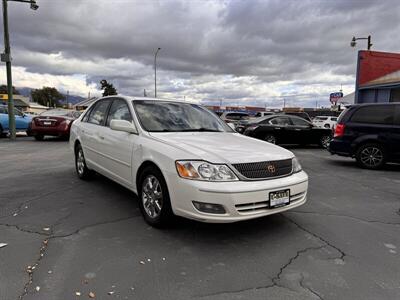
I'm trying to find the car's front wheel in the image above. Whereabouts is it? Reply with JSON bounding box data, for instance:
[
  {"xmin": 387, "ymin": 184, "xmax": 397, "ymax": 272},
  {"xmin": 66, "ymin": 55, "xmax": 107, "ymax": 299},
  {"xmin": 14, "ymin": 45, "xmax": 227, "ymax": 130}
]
[
  {"xmin": 356, "ymin": 143, "xmax": 386, "ymax": 169},
  {"xmin": 75, "ymin": 144, "xmax": 93, "ymax": 179},
  {"xmin": 138, "ymin": 166, "xmax": 174, "ymax": 227}
]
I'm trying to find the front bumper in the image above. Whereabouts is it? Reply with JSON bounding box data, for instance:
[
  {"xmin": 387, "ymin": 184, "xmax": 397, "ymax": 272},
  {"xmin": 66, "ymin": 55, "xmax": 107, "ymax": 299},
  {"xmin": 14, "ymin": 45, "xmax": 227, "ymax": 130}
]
[{"xmin": 165, "ymin": 170, "xmax": 308, "ymax": 223}]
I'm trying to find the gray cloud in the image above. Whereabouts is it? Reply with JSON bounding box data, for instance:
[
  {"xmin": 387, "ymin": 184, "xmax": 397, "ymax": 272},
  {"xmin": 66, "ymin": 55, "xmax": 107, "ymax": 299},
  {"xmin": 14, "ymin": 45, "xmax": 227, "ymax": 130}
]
[{"xmin": 2, "ymin": 0, "xmax": 400, "ymax": 107}]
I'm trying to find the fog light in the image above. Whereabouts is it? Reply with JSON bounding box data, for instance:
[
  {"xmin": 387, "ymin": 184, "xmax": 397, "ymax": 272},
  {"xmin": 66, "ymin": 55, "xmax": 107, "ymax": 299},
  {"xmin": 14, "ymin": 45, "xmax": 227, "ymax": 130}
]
[{"xmin": 192, "ymin": 201, "xmax": 226, "ymax": 214}]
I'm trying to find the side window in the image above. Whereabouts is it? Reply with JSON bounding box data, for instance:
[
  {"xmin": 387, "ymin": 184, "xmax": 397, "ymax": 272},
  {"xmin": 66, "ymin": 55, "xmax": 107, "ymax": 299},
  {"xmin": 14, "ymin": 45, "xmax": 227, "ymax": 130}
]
[
  {"xmin": 269, "ymin": 117, "xmax": 290, "ymax": 126},
  {"xmin": 351, "ymin": 105, "xmax": 394, "ymax": 125},
  {"xmin": 106, "ymin": 99, "xmax": 132, "ymax": 127},
  {"xmin": 14, "ymin": 108, "xmax": 23, "ymax": 116},
  {"xmin": 82, "ymin": 106, "xmax": 94, "ymax": 122},
  {"xmin": 291, "ymin": 117, "xmax": 310, "ymax": 126},
  {"xmin": 87, "ymin": 100, "xmax": 111, "ymax": 126}
]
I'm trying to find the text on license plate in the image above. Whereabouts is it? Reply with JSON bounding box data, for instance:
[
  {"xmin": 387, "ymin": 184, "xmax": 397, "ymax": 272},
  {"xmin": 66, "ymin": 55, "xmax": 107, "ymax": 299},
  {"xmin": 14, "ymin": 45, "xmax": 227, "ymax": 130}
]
[
  {"xmin": 43, "ymin": 121, "xmax": 52, "ymax": 125},
  {"xmin": 269, "ymin": 189, "xmax": 290, "ymax": 208}
]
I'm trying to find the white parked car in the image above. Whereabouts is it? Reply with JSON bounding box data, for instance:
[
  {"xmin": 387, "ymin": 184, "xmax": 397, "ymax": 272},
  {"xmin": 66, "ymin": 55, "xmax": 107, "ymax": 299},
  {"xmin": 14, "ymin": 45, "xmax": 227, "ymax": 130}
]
[
  {"xmin": 70, "ymin": 97, "xmax": 308, "ymax": 227},
  {"xmin": 312, "ymin": 116, "xmax": 338, "ymax": 129}
]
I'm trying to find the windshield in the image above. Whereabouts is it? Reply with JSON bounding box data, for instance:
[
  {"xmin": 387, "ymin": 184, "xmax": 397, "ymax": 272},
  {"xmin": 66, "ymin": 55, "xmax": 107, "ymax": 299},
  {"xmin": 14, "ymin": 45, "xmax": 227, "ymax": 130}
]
[{"xmin": 133, "ymin": 100, "xmax": 233, "ymax": 132}]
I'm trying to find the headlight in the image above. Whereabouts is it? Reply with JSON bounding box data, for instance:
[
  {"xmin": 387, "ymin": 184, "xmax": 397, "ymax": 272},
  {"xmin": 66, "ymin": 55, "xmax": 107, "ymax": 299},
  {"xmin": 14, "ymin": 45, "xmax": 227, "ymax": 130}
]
[
  {"xmin": 176, "ymin": 161, "xmax": 238, "ymax": 181},
  {"xmin": 292, "ymin": 157, "xmax": 302, "ymax": 173}
]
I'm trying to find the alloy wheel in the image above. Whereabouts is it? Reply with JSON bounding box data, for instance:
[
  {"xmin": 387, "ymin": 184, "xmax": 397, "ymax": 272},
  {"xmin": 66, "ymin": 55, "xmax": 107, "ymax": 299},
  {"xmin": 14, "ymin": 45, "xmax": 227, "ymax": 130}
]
[
  {"xmin": 142, "ymin": 175, "xmax": 163, "ymax": 219},
  {"xmin": 320, "ymin": 135, "xmax": 331, "ymax": 148},
  {"xmin": 76, "ymin": 149, "xmax": 85, "ymax": 176},
  {"xmin": 264, "ymin": 135, "xmax": 276, "ymax": 144},
  {"xmin": 360, "ymin": 146, "xmax": 383, "ymax": 168}
]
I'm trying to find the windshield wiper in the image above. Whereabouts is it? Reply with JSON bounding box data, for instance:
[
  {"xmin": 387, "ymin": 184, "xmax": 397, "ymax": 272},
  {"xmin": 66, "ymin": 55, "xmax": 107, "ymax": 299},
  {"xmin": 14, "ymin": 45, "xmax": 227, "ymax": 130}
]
[{"xmin": 180, "ymin": 128, "xmax": 222, "ymax": 132}]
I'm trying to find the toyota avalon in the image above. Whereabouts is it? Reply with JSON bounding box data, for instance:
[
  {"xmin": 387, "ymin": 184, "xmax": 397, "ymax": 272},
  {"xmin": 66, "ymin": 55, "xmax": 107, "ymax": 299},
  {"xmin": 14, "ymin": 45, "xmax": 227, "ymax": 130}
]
[{"xmin": 70, "ymin": 97, "xmax": 308, "ymax": 227}]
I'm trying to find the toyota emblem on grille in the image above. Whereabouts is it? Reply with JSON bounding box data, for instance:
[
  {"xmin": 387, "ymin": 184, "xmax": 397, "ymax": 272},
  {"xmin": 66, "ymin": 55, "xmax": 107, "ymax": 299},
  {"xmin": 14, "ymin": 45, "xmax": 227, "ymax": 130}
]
[{"xmin": 267, "ymin": 164, "xmax": 276, "ymax": 173}]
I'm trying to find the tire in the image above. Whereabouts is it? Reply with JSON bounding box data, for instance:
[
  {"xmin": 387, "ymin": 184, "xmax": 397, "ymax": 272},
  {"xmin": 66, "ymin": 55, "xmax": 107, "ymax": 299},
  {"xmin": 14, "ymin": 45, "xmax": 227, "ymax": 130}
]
[
  {"xmin": 0, "ymin": 125, "xmax": 6, "ymax": 138},
  {"xmin": 34, "ymin": 134, "xmax": 44, "ymax": 141},
  {"xmin": 324, "ymin": 124, "xmax": 330, "ymax": 129},
  {"xmin": 75, "ymin": 143, "xmax": 94, "ymax": 180},
  {"xmin": 138, "ymin": 166, "xmax": 174, "ymax": 227},
  {"xmin": 263, "ymin": 134, "xmax": 277, "ymax": 144},
  {"xmin": 356, "ymin": 143, "xmax": 386, "ymax": 170},
  {"xmin": 320, "ymin": 135, "xmax": 331, "ymax": 149}
]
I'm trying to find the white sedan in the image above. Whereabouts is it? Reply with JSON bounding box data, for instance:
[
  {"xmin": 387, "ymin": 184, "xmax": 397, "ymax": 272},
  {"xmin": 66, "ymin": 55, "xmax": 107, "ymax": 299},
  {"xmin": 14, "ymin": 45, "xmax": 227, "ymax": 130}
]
[
  {"xmin": 70, "ymin": 97, "xmax": 308, "ymax": 227},
  {"xmin": 312, "ymin": 116, "xmax": 338, "ymax": 129}
]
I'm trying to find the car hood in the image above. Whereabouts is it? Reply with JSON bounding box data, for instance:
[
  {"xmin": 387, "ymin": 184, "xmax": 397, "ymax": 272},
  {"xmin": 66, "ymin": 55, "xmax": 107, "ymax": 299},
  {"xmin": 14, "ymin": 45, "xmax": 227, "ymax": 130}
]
[{"xmin": 149, "ymin": 132, "xmax": 294, "ymax": 163}]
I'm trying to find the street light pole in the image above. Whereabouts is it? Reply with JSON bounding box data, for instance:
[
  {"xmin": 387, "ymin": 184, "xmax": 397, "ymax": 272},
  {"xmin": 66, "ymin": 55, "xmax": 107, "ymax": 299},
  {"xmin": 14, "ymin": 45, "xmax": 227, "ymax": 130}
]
[
  {"xmin": 154, "ymin": 47, "xmax": 161, "ymax": 98},
  {"xmin": 350, "ymin": 35, "xmax": 373, "ymax": 50},
  {"xmin": 1, "ymin": 0, "xmax": 38, "ymax": 140}
]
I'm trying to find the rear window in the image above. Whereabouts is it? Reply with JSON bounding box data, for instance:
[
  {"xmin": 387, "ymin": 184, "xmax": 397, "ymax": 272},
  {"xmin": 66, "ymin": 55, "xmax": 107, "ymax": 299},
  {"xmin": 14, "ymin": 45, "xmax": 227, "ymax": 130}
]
[
  {"xmin": 331, "ymin": 117, "xmax": 338, "ymax": 121},
  {"xmin": 226, "ymin": 113, "xmax": 249, "ymax": 120},
  {"xmin": 40, "ymin": 109, "xmax": 70, "ymax": 117},
  {"xmin": 315, "ymin": 117, "xmax": 328, "ymax": 121},
  {"xmin": 351, "ymin": 105, "xmax": 394, "ymax": 125}
]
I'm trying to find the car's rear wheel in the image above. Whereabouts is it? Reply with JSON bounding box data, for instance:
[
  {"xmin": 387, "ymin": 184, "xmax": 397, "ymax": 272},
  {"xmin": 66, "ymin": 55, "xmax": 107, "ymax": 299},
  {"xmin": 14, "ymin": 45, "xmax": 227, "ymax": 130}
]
[
  {"xmin": 356, "ymin": 143, "xmax": 386, "ymax": 169},
  {"xmin": 138, "ymin": 166, "xmax": 174, "ymax": 227},
  {"xmin": 324, "ymin": 124, "xmax": 330, "ymax": 129},
  {"xmin": 34, "ymin": 134, "xmax": 44, "ymax": 141},
  {"xmin": 263, "ymin": 134, "xmax": 277, "ymax": 144},
  {"xmin": 75, "ymin": 143, "xmax": 93, "ymax": 179},
  {"xmin": 320, "ymin": 135, "xmax": 331, "ymax": 149},
  {"xmin": 0, "ymin": 125, "xmax": 6, "ymax": 138}
]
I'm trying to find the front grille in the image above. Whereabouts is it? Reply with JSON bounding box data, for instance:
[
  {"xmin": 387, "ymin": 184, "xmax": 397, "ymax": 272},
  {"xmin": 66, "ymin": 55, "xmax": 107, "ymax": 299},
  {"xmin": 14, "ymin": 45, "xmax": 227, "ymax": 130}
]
[{"xmin": 232, "ymin": 159, "xmax": 292, "ymax": 179}]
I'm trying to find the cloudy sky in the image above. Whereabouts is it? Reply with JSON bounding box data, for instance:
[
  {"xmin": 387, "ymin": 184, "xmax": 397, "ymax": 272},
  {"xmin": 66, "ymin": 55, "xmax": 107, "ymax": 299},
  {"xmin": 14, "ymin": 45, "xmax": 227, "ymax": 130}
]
[{"xmin": 1, "ymin": 0, "xmax": 399, "ymax": 108}]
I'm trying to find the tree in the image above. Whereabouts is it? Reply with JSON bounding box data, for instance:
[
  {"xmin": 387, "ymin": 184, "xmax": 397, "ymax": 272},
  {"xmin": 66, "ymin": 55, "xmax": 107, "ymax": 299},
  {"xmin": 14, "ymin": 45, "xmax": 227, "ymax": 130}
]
[
  {"xmin": 0, "ymin": 85, "xmax": 20, "ymax": 95},
  {"xmin": 100, "ymin": 79, "xmax": 117, "ymax": 96},
  {"xmin": 31, "ymin": 87, "xmax": 65, "ymax": 107}
]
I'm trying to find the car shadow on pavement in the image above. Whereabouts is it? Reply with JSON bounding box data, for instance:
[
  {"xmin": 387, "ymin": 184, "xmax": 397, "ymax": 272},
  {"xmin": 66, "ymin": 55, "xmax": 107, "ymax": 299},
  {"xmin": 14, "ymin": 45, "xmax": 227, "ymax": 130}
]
[{"xmin": 326, "ymin": 157, "xmax": 400, "ymax": 172}]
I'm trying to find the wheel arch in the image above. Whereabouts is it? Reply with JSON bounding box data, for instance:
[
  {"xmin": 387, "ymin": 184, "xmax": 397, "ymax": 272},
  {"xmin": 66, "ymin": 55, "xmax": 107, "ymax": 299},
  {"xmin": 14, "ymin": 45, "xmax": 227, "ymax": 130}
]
[
  {"xmin": 136, "ymin": 160, "xmax": 165, "ymax": 191},
  {"xmin": 351, "ymin": 136, "xmax": 385, "ymax": 156}
]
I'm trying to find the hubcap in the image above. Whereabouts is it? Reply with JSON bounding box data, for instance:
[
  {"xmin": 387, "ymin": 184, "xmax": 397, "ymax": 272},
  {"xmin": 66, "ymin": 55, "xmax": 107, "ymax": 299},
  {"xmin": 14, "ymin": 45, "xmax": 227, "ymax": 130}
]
[
  {"xmin": 77, "ymin": 149, "xmax": 85, "ymax": 175},
  {"xmin": 321, "ymin": 136, "xmax": 331, "ymax": 148},
  {"xmin": 142, "ymin": 175, "xmax": 163, "ymax": 219},
  {"xmin": 360, "ymin": 147, "xmax": 383, "ymax": 167},
  {"xmin": 265, "ymin": 135, "xmax": 276, "ymax": 144}
]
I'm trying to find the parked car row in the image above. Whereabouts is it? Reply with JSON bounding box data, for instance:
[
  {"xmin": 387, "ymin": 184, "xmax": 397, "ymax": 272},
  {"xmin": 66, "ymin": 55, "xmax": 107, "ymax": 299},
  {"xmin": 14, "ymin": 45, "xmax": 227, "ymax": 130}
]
[
  {"xmin": 0, "ymin": 105, "xmax": 81, "ymax": 139},
  {"xmin": 235, "ymin": 114, "xmax": 332, "ymax": 148}
]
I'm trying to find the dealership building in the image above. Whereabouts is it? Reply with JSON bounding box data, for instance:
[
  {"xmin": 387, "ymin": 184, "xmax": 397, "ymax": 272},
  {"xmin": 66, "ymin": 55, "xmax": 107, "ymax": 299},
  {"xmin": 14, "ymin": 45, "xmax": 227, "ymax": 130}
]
[{"xmin": 355, "ymin": 50, "xmax": 400, "ymax": 104}]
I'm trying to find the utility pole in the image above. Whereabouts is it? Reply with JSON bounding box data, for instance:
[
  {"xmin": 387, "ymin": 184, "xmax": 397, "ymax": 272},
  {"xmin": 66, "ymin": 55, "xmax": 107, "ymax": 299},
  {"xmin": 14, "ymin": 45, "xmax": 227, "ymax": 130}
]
[
  {"xmin": 2, "ymin": 0, "xmax": 15, "ymax": 139},
  {"xmin": 1, "ymin": 0, "xmax": 38, "ymax": 140},
  {"xmin": 66, "ymin": 90, "xmax": 69, "ymax": 107},
  {"xmin": 154, "ymin": 47, "xmax": 161, "ymax": 98}
]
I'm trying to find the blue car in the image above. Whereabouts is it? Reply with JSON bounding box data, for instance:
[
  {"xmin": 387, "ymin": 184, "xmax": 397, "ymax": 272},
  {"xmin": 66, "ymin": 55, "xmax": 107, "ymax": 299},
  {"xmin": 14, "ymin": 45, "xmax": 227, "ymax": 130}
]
[{"xmin": 0, "ymin": 104, "xmax": 32, "ymax": 137}]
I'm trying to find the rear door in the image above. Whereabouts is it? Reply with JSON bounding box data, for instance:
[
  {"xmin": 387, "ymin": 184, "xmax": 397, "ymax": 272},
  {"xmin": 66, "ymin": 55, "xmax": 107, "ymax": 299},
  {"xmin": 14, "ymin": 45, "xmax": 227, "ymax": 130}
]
[
  {"xmin": 349, "ymin": 104, "xmax": 395, "ymax": 156},
  {"xmin": 267, "ymin": 116, "xmax": 292, "ymax": 143},
  {"xmin": 80, "ymin": 99, "xmax": 112, "ymax": 169},
  {"xmin": 287, "ymin": 116, "xmax": 314, "ymax": 144}
]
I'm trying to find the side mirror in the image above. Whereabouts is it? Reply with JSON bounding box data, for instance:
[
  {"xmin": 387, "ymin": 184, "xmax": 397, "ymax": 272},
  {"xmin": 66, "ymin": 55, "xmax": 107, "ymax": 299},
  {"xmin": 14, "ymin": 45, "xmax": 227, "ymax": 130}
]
[{"xmin": 110, "ymin": 119, "xmax": 138, "ymax": 134}]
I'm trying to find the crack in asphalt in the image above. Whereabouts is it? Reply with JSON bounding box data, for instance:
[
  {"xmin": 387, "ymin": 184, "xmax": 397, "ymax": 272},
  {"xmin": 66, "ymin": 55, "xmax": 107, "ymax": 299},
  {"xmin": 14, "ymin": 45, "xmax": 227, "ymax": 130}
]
[
  {"xmin": 0, "ymin": 223, "xmax": 49, "ymax": 237},
  {"xmin": 0, "ymin": 184, "xmax": 85, "ymax": 220},
  {"xmin": 195, "ymin": 246, "xmax": 325, "ymax": 298},
  {"xmin": 282, "ymin": 214, "xmax": 346, "ymax": 261},
  {"xmin": 289, "ymin": 210, "xmax": 400, "ymax": 226},
  {"xmin": 16, "ymin": 215, "xmax": 137, "ymax": 300},
  {"xmin": 299, "ymin": 273, "xmax": 323, "ymax": 300},
  {"xmin": 19, "ymin": 239, "xmax": 49, "ymax": 300},
  {"xmin": 195, "ymin": 214, "xmax": 346, "ymax": 299}
]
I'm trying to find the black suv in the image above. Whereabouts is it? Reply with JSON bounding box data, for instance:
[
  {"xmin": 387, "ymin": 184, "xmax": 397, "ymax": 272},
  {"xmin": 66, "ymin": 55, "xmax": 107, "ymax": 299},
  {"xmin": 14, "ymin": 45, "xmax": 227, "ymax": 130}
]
[{"xmin": 329, "ymin": 103, "xmax": 400, "ymax": 169}]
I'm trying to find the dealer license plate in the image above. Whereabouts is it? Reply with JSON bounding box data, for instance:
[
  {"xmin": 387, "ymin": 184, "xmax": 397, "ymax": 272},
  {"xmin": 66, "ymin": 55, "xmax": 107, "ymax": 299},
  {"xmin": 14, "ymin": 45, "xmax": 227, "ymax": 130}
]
[
  {"xmin": 269, "ymin": 189, "xmax": 290, "ymax": 208},
  {"xmin": 43, "ymin": 121, "xmax": 52, "ymax": 125}
]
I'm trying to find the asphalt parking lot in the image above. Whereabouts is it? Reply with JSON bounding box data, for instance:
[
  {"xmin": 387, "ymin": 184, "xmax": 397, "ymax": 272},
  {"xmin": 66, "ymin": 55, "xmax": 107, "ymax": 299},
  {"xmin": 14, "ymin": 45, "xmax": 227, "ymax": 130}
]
[{"xmin": 1, "ymin": 137, "xmax": 400, "ymax": 300}]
